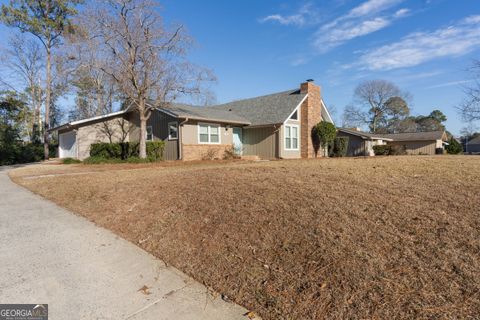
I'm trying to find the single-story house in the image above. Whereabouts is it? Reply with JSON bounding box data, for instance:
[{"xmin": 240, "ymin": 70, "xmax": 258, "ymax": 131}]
[
  {"xmin": 336, "ymin": 128, "xmax": 392, "ymax": 156},
  {"xmin": 50, "ymin": 80, "xmax": 334, "ymax": 160},
  {"xmin": 381, "ymin": 131, "xmax": 448, "ymax": 155},
  {"xmin": 464, "ymin": 135, "xmax": 480, "ymax": 154},
  {"xmin": 336, "ymin": 129, "xmax": 448, "ymax": 156}
]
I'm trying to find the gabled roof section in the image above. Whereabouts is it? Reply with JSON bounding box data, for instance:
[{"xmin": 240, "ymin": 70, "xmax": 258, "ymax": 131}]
[
  {"xmin": 158, "ymin": 103, "xmax": 251, "ymax": 125},
  {"xmin": 467, "ymin": 135, "xmax": 480, "ymax": 144},
  {"xmin": 337, "ymin": 128, "xmax": 392, "ymax": 141},
  {"xmin": 48, "ymin": 108, "xmax": 130, "ymax": 132},
  {"xmin": 210, "ymin": 89, "xmax": 307, "ymax": 126},
  {"xmin": 381, "ymin": 131, "xmax": 447, "ymax": 141}
]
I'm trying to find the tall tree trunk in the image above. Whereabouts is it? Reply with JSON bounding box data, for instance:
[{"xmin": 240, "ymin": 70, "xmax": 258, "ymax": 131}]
[
  {"xmin": 43, "ymin": 46, "xmax": 51, "ymax": 160},
  {"xmin": 139, "ymin": 99, "xmax": 147, "ymax": 159}
]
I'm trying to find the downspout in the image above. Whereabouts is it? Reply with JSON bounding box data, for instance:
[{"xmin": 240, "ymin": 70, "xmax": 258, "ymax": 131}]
[{"xmin": 178, "ymin": 118, "xmax": 189, "ymax": 160}]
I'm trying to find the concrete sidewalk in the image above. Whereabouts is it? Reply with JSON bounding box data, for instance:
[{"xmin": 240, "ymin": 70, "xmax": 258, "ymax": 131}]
[{"xmin": 0, "ymin": 166, "xmax": 249, "ymax": 319}]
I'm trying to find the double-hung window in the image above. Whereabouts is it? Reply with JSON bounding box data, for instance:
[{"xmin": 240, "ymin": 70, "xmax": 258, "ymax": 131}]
[
  {"xmin": 168, "ymin": 122, "xmax": 178, "ymax": 140},
  {"xmin": 198, "ymin": 123, "xmax": 220, "ymax": 144},
  {"xmin": 146, "ymin": 126, "xmax": 153, "ymax": 141},
  {"xmin": 285, "ymin": 125, "xmax": 299, "ymax": 150}
]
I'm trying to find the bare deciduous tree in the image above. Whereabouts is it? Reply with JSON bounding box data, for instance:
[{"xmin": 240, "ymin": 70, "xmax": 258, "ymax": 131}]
[
  {"xmin": 353, "ymin": 79, "xmax": 411, "ymax": 133},
  {"xmin": 0, "ymin": 34, "xmax": 44, "ymax": 141},
  {"xmin": 458, "ymin": 60, "xmax": 480, "ymax": 122},
  {"xmin": 1, "ymin": 0, "xmax": 82, "ymax": 159},
  {"xmin": 64, "ymin": 24, "xmax": 118, "ymax": 120},
  {"xmin": 87, "ymin": 0, "xmax": 214, "ymax": 158}
]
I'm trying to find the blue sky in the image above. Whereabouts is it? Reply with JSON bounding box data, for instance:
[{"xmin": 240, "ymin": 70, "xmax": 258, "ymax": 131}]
[
  {"xmin": 157, "ymin": 0, "xmax": 480, "ymax": 134},
  {"xmin": 1, "ymin": 0, "xmax": 479, "ymax": 134}
]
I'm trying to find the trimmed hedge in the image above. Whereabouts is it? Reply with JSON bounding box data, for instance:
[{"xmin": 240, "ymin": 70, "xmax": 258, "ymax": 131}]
[
  {"xmin": 0, "ymin": 143, "xmax": 56, "ymax": 165},
  {"xmin": 373, "ymin": 144, "xmax": 407, "ymax": 156},
  {"xmin": 332, "ymin": 137, "xmax": 349, "ymax": 157},
  {"xmin": 90, "ymin": 141, "xmax": 165, "ymax": 161}
]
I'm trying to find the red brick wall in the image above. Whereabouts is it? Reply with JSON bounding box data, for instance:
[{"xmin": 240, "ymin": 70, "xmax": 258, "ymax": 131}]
[
  {"xmin": 300, "ymin": 82, "xmax": 322, "ymax": 158},
  {"xmin": 182, "ymin": 144, "xmax": 230, "ymax": 161}
]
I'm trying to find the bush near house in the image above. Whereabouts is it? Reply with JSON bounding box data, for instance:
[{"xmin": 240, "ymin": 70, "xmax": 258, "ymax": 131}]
[
  {"xmin": 89, "ymin": 141, "xmax": 165, "ymax": 163},
  {"xmin": 332, "ymin": 137, "xmax": 349, "ymax": 157},
  {"xmin": 373, "ymin": 144, "xmax": 407, "ymax": 156},
  {"xmin": 445, "ymin": 137, "xmax": 463, "ymax": 154}
]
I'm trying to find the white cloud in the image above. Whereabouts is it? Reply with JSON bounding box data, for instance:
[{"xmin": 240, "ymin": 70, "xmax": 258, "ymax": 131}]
[
  {"xmin": 259, "ymin": 3, "xmax": 319, "ymax": 27},
  {"xmin": 425, "ymin": 80, "xmax": 473, "ymax": 89},
  {"xmin": 261, "ymin": 14, "xmax": 305, "ymax": 26},
  {"xmin": 394, "ymin": 8, "xmax": 410, "ymax": 18},
  {"xmin": 357, "ymin": 15, "xmax": 480, "ymax": 70},
  {"xmin": 316, "ymin": 18, "xmax": 390, "ymax": 50},
  {"xmin": 347, "ymin": 0, "xmax": 403, "ymax": 18},
  {"xmin": 313, "ymin": 0, "xmax": 408, "ymax": 52}
]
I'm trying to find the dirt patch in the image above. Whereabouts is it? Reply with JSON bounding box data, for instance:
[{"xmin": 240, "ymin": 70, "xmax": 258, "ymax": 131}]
[{"xmin": 12, "ymin": 156, "xmax": 480, "ymax": 319}]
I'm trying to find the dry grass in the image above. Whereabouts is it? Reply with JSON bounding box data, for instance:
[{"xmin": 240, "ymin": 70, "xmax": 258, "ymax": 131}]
[{"xmin": 11, "ymin": 156, "xmax": 480, "ymax": 319}]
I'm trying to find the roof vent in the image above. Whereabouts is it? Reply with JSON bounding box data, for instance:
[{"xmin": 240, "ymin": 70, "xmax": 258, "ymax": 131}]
[{"xmin": 306, "ymin": 79, "xmax": 314, "ymax": 82}]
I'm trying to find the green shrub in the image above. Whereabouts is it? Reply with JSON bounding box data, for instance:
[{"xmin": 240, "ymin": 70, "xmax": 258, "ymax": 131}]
[
  {"xmin": 332, "ymin": 137, "xmax": 349, "ymax": 157},
  {"xmin": 146, "ymin": 141, "xmax": 165, "ymax": 161},
  {"xmin": 445, "ymin": 137, "xmax": 463, "ymax": 154},
  {"xmin": 89, "ymin": 141, "xmax": 164, "ymax": 161},
  {"xmin": 86, "ymin": 140, "xmax": 165, "ymax": 164},
  {"xmin": 373, "ymin": 144, "xmax": 407, "ymax": 156},
  {"xmin": 312, "ymin": 122, "xmax": 336, "ymax": 157},
  {"xmin": 62, "ymin": 157, "xmax": 82, "ymax": 164},
  {"xmin": 373, "ymin": 145, "xmax": 389, "ymax": 156}
]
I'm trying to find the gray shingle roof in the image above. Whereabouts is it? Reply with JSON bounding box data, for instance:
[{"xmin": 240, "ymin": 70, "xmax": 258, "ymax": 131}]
[
  {"xmin": 210, "ymin": 89, "xmax": 307, "ymax": 126},
  {"xmin": 157, "ymin": 89, "xmax": 307, "ymax": 126},
  {"xmin": 337, "ymin": 128, "xmax": 392, "ymax": 140},
  {"xmin": 468, "ymin": 135, "xmax": 480, "ymax": 144},
  {"xmin": 381, "ymin": 131, "xmax": 447, "ymax": 141},
  {"xmin": 158, "ymin": 103, "xmax": 251, "ymax": 125}
]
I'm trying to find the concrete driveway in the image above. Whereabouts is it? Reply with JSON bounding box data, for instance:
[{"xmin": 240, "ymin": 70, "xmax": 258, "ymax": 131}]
[{"xmin": 0, "ymin": 166, "xmax": 249, "ymax": 319}]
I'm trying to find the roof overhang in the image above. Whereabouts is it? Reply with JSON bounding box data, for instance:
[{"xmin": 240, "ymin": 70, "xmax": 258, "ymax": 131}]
[
  {"xmin": 155, "ymin": 107, "xmax": 251, "ymax": 126},
  {"xmin": 48, "ymin": 108, "xmax": 131, "ymax": 133}
]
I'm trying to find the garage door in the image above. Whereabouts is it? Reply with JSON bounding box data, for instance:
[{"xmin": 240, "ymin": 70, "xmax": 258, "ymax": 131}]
[{"xmin": 59, "ymin": 131, "xmax": 77, "ymax": 158}]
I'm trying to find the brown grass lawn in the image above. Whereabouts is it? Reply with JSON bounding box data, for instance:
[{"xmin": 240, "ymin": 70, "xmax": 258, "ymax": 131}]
[{"xmin": 11, "ymin": 156, "xmax": 480, "ymax": 319}]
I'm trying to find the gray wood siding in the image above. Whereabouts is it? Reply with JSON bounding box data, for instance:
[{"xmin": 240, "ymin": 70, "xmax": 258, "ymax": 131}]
[
  {"xmin": 337, "ymin": 132, "xmax": 367, "ymax": 156},
  {"xmin": 243, "ymin": 126, "xmax": 278, "ymax": 159},
  {"xmin": 387, "ymin": 140, "xmax": 437, "ymax": 155},
  {"xmin": 128, "ymin": 110, "xmax": 179, "ymax": 160}
]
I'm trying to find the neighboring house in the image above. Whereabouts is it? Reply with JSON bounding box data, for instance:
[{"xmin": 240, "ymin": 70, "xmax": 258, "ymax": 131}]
[
  {"xmin": 464, "ymin": 135, "xmax": 480, "ymax": 154},
  {"xmin": 337, "ymin": 128, "xmax": 392, "ymax": 156},
  {"xmin": 381, "ymin": 131, "xmax": 448, "ymax": 155},
  {"xmin": 50, "ymin": 81, "xmax": 334, "ymax": 160},
  {"xmin": 336, "ymin": 129, "xmax": 448, "ymax": 156}
]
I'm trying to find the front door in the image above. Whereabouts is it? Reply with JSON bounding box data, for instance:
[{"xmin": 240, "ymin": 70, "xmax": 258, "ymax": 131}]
[{"xmin": 232, "ymin": 127, "xmax": 243, "ymax": 155}]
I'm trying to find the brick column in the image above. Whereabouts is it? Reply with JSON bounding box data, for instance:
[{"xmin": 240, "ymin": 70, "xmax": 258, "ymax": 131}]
[{"xmin": 300, "ymin": 81, "xmax": 322, "ymax": 158}]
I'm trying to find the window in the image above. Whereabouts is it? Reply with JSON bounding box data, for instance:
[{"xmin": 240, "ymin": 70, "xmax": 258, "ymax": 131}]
[
  {"xmin": 285, "ymin": 125, "xmax": 299, "ymax": 150},
  {"xmin": 198, "ymin": 123, "xmax": 221, "ymax": 144},
  {"xmin": 168, "ymin": 122, "xmax": 178, "ymax": 140},
  {"xmin": 146, "ymin": 126, "xmax": 153, "ymax": 141},
  {"xmin": 290, "ymin": 110, "xmax": 298, "ymax": 120}
]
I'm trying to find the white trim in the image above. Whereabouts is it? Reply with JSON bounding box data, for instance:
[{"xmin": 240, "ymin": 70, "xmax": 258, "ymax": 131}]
[
  {"xmin": 321, "ymin": 99, "xmax": 334, "ymax": 124},
  {"xmin": 146, "ymin": 125, "xmax": 153, "ymax": 141},
  {"xmin": 70, "ymin": 109, "xmax": 128, "ymax": 126},
  {"xmin": 284, "ymin": 124, "xmax": 300, "ymax": 150},
  {"xmin": 283, "ymin": 94, "xmax": 308, "ymax": 125},
  {"xmin": 168, "ymin": 121, "xmax": 178, "ymax": 140},
  {"xmin": 197, "ymin": 122, "xmax": 221, "ymax": 144}
]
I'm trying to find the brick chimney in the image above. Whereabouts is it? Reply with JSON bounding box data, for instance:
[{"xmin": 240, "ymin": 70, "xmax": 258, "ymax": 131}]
[{"xmin": 300, "ymin": 80, "xmax": 322, "ymax": 158}]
